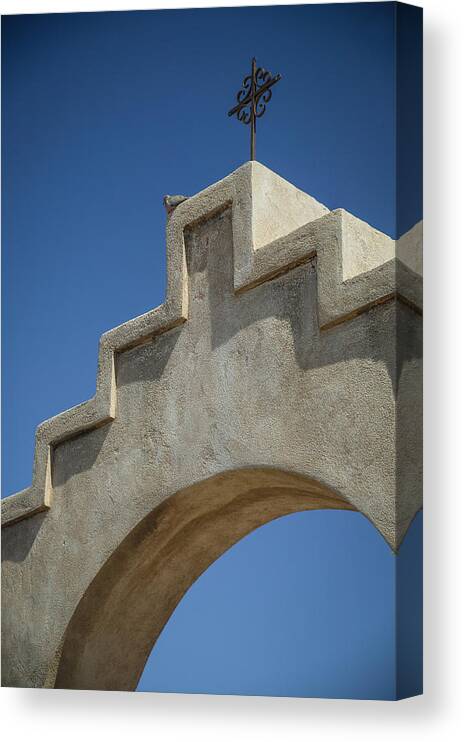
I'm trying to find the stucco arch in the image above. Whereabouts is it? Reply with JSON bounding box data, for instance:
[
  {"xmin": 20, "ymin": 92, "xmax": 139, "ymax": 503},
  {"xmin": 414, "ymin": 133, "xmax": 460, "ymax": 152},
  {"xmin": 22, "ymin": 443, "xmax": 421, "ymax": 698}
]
[
  {"xmin": 51, "ymin": 467, "xmax": 357, "ymax": 691},
  {"xmin": 2, "ymin": 163, "xmax": 422, "ymax": 690}
]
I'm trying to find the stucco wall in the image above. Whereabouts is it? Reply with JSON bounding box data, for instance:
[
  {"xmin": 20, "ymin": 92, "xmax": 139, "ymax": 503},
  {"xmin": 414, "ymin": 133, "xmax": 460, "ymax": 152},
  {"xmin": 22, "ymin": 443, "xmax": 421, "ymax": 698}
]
[{"xmin": 1, "ymin": 163, "xmax": 422, "ymax": 689}]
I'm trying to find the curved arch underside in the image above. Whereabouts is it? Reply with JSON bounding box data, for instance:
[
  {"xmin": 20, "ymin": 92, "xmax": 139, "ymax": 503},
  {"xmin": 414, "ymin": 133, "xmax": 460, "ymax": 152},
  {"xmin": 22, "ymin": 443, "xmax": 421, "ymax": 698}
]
[{"xmin": 52, "ymin": 468, "xmax": 357, "ymax": 691}]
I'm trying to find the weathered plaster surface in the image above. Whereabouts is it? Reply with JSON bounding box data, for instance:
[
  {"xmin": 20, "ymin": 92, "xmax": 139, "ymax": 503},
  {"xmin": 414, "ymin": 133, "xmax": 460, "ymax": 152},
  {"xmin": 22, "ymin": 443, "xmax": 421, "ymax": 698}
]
[{"xmin": 1, "ymin": 162, "xmax": 422, "ymax": 690}]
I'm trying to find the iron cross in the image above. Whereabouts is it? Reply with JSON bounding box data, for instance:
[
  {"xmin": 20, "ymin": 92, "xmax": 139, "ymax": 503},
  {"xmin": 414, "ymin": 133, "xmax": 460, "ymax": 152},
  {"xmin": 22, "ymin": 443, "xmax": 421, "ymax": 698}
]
[{"xmin": 228, "ymin": 58, "xmax": 282, "ymax": 161}]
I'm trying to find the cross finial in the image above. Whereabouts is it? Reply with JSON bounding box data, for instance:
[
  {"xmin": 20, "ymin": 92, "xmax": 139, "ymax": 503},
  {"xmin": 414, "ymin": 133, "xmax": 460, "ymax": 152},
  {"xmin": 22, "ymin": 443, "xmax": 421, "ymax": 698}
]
[{"xmin": 228, "ymin": 58, "xmax": 282, "ymax": 161}]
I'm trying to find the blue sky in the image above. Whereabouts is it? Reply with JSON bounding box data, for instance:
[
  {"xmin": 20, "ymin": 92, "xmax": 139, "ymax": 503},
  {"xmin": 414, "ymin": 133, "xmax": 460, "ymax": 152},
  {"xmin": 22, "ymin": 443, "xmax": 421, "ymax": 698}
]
[
  {"xmin": 137, "ymin": 509, "xmax": 422, "ymax": 700},
  {"xmin": 2, "ymin": 3, "xmax": 422, "ymax": 699}
]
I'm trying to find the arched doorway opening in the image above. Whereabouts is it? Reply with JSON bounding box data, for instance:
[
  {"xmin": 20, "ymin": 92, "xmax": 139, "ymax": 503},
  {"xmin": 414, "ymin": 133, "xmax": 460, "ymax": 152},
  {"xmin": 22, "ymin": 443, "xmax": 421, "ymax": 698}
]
[
  {"xmin": 136, "ymin": 510, "xmax": 422, "ymax": 700},
  {"xmin": 52, "ymin": 467, "xmax": 368, "ymax": 691},
  {"xmin": 137, "ymin": 509, "xmax": 394, "ymax": 699}
]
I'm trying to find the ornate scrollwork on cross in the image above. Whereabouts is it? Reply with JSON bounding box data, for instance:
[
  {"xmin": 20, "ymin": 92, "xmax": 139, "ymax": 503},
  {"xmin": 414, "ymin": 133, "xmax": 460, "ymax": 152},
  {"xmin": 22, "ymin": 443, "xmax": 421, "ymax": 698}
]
[{"xmin": 228, "ymin": 58, "xmax": 282, "ymax": 160}]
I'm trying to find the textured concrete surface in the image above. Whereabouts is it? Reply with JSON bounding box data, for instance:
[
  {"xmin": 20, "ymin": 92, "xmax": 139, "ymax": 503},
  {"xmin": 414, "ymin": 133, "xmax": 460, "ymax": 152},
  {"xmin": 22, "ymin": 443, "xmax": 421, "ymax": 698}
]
[{"xmin": 1, "ymin": 162, "xmax": 422, "ymax": 690}]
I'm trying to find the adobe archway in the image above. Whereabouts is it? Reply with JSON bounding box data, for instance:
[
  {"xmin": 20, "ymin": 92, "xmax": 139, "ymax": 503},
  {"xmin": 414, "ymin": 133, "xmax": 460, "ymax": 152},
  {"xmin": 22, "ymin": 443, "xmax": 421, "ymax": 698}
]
[
  {"xmin": 2, "ymin": 163, "xmax": 422, "ymax": 689},
  {"xmin": 50, "ymin": 468, "xmax": 357, "ymax": 691}
]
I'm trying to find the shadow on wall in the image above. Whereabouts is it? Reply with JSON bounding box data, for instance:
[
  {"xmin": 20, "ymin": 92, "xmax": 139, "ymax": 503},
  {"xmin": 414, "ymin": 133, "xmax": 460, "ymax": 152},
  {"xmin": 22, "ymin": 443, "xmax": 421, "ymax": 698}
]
[
  {"xmin": 194, "ymin": 210, "xmax": 421, "ymax": 382},
  {"xmin": 137, "ymin": 509, "xmax": 423, "ymax": 700},
  {"xmin": 1, "ymin": 510, "xmax": 48, "ymax": 563},
  {"xmin": 117, "ymin": 209, "xmax": 421, "ymax": 393}
]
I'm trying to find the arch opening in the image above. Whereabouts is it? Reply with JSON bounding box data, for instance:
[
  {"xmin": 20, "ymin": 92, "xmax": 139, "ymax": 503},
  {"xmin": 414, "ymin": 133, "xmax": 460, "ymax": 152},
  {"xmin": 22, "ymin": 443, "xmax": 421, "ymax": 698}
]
[
  {"xmin": 52, "ymin": 468, "xmax": 358, "ymax": 691},
  {"xmin": 137, "ymin": 508, "xmax": 410, "ymax": 699}
]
